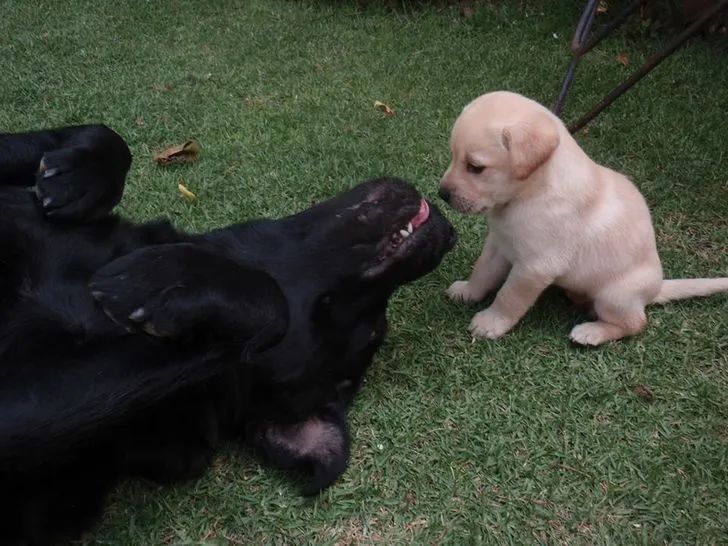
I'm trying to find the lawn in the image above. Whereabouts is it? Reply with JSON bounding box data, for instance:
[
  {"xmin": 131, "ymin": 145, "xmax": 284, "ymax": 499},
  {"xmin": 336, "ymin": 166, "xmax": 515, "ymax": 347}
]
[{"xmin": 2, "ymin": 0, "xmax": 727, "ymax": 544}]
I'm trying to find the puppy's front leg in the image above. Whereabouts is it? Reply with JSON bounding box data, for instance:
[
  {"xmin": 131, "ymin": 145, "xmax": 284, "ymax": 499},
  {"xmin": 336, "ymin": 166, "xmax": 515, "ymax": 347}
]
[
  {"xmin": 469, "ymin": 267, "xmax": 552, "ymax": 339},
  {"xmin": 447, "ymin": 233, "xmax": 510, "ymax": 303}
]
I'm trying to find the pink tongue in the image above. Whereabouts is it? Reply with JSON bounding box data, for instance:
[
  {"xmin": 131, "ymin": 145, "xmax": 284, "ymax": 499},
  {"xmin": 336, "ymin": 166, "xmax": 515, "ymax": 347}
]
[{"xmin": 410, "ymin": 199, "xmax": 430, "ymax": 229}]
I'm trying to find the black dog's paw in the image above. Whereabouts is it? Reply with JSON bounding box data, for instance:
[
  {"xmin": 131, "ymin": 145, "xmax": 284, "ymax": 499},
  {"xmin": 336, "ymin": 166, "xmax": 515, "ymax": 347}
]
[
  {"xmin": 35, "ymin": 147, "xmax": 120, "ymax": 221},
  {"xmin": 34, "ymin": 125, "xmax": 131, "ymax": 221},
  {"xmin": 89, "ymin": 243, "xmax": 220, "ymax": 338},
  {"xmin": 89, "ymin": 249, "xmax": 185, "ymax": 338},
  {"xmin": 89, "ymin": 243, "xmax": 288, "ymax": 349}
]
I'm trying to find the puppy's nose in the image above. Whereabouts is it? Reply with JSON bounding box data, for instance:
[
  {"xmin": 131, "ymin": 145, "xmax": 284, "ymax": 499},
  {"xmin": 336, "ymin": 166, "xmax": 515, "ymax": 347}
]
[{"xmin": 438, "ymin": 187, "xmax": 451, "ymax": 204}]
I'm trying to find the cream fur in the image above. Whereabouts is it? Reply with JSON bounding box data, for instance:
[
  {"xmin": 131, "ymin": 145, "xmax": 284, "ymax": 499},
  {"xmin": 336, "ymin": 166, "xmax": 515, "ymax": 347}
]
[{"xmin": 440, "ymin": 91, "xmax": 728, "ymax": 346}]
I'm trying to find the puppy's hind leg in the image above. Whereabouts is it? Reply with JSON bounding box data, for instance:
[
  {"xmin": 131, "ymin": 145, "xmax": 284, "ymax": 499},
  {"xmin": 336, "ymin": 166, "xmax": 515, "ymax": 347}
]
[
  {"xmin": 447, "ymin": 233, "xmax": 510, "ymax": 303},
  {"xmin": 570, "ymin": 268, "xmax": 661, "ymax": 346},
  {"xmin": 569, "ymin": 295, "xmax": 648, "ymax": 346}
]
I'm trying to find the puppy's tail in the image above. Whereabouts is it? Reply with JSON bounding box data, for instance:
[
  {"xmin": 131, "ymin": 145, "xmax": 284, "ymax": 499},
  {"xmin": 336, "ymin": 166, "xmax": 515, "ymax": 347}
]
[{"xmin": 652, "ymin": 278, "xmax": 728, "ymax": 304}]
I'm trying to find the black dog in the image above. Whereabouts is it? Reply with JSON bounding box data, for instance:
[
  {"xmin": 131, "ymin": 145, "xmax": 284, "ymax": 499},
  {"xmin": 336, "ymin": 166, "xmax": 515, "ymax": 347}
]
[{"xmin": 0, "ymin": 125, "xmax": 455, "ymax": 544}]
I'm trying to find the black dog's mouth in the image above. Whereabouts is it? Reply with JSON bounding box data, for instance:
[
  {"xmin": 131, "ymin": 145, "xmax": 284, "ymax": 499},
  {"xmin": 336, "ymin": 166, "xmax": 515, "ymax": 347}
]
[
  {"xmin": 260, "ymin": 177, "xmax": 454, "ymax": 282},
  {"xmin": 364, "ymin": 192, "xmax": 454, "ymax": 282},
  {"xmin": 378, "ymin": 198, "xmax": 431, "ymax": 263}
]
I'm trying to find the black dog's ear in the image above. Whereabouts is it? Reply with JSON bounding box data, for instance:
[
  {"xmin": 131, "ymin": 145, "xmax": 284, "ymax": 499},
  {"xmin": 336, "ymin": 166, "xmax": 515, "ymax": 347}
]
[{"xmin": 251, "ymin": 408, "xmax": 350, "ymax": 496}]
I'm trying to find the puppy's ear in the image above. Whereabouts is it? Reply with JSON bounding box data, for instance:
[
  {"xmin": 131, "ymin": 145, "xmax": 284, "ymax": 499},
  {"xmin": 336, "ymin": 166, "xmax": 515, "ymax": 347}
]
[
  {"xmin": 250, "ymin": 408, "xmax": 350, "ymax": 496},
  {"xmin": 501, "ymin": 112, "xmax": 560, "ymax": 180}
]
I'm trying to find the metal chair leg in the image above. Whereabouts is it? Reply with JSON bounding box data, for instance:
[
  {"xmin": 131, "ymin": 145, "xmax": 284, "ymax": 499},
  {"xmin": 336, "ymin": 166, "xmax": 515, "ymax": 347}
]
[{"xmin": 552, "ymin": 0, "xmax": 727, "ymax": 134}]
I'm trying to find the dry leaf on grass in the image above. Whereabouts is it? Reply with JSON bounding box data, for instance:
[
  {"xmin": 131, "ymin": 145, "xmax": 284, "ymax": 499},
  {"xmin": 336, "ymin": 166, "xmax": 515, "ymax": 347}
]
[
  {"xmin": 178, "ymin": 182, "xmax": 196, "ymax": 201},
  {"xmin": 154, "ymin": 140, "xmax": 201, "ymax": 165},
  {"xmin": 597, "ymin": 1, "xmax": 608, "ymax": 14},
  {"xmin": 374, "ymin": 100, "xmax": 395, "ymax": 118},
  {"xmin": 616, "ymin": 54, "xmax": 629, "ymax": 66},
  {"xmin": 405, "ymin": 490, "xmax": 417, "ymax": 507},
  {"xmin": 634, "ymin": 384, "xmax": 654, "ymax": 402}
]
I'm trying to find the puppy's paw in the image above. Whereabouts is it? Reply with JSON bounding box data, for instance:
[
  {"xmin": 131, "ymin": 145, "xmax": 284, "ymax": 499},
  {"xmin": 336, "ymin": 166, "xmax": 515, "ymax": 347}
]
[
  {"xmin": 447, "ymin": 280, "xmax": 480, "ymax": 303},
  {"xmin": 469, "ymin": 308, "xmax": 514, "ymax": 340},
  {"xmin": 569, "ymin": 322, "xmax": 609, "ymax": 346}
]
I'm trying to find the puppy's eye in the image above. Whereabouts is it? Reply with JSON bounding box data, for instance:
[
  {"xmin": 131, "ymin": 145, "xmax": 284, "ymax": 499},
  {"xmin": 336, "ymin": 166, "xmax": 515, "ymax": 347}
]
[{"xmin": 467, "ymin": 163, "xmax": 485, "ymax": 174}]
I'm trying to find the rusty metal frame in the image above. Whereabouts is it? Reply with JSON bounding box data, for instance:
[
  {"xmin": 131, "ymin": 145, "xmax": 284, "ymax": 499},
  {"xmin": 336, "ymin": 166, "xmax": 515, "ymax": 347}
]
[{"xmin": 553, "ymin": 0, "xmax": 728, "ymax": 134}]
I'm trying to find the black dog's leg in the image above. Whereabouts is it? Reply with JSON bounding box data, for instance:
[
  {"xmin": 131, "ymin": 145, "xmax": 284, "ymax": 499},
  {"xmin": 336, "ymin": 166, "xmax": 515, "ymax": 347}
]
[
  {"xmin": 0, "ymin": 128, "xmax": 62, "ymax": 185},
  {"xmin": 0, "ymin": 244, "xmax": 288, "ymax": 470},
  {"xmin": 89, "ymin": 242, "xmax": 289, "ymax": 352},
  {"xmin": 0, "ymin": 125, "xmax": 131, "ymax": 220}
]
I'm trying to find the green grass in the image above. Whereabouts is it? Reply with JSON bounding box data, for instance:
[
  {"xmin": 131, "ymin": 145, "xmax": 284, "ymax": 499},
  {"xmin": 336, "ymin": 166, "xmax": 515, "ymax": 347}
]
[{"xmin": 2, "ymin": 1, "xmax": 727, "ymax": 544}]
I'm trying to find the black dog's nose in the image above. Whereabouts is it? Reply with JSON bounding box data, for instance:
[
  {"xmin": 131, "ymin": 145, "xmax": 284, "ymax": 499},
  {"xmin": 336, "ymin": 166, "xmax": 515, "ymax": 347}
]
[
  {"xmin": 438, "ymin": 187, "xmax": 451, "ymax": 203},
  {"xmin": 447, "ymin": 224, "xmax": 457, "ymax": 250}
]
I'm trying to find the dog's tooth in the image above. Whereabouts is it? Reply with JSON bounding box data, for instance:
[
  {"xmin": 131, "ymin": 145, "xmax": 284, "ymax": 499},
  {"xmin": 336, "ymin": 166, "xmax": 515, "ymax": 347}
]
[
  {"xmin": 399, "ymin": 229, "xmax": 409, "ymax": 238},
  {"xmin": 407, "ymin": 222, "xmax": 413, "ymax": 233}
]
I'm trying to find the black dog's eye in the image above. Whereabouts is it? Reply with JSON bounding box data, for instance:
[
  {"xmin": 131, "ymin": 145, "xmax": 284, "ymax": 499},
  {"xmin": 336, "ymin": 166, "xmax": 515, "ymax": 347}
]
[
  {"xmin": 313, "ymin": 294, "xmax": 334, "ymax": 318},
  {"xmin": 313, "ymin": 293, "xmax": 340, "ymax": 323},
  {"xmin": 467, "ymin": 163, "xmax": 485, "ymax": 174},
  {"xmin": 356, "ymin": 202, "xmax": 381, "ymax": 223}
]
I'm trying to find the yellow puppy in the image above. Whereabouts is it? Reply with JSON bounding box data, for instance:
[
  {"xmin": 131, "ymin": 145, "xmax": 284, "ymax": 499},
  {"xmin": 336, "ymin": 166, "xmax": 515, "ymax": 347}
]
[{"xmin": 440, "ymin": 91, "xmax": 728, "ymax": 346}]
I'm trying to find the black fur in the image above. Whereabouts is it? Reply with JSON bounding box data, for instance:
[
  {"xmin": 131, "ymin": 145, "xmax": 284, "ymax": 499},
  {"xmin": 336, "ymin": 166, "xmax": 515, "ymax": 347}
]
[{"xmin": 0, "ymin": 125, "xmax": 455, "ymax": 544}]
